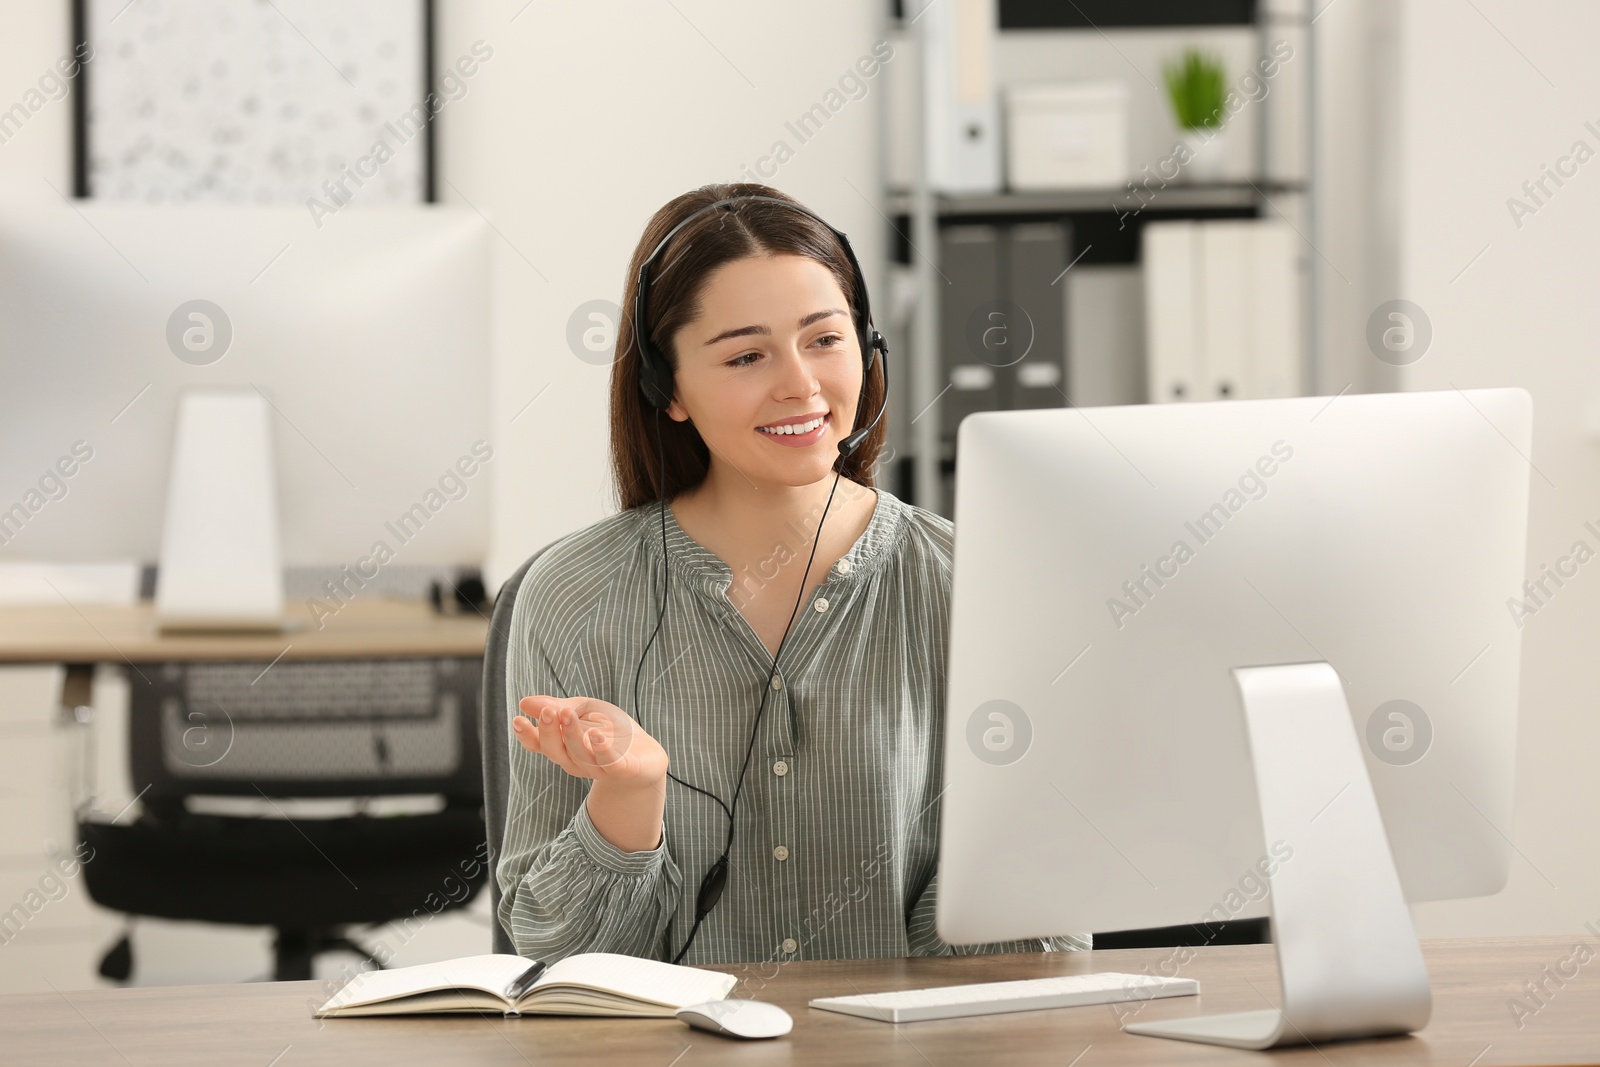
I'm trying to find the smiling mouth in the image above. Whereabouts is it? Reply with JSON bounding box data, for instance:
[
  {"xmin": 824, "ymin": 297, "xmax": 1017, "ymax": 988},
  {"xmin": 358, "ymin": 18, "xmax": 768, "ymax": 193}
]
[{"xmin": 757, "ymin": 412, "xmax": 829, "ymax": 436}]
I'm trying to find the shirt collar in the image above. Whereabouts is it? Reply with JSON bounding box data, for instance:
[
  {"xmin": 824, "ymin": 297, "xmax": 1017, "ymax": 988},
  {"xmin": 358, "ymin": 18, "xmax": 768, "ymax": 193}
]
[{"xmin": 636, "ymin": 483, "xmax": 909, "ymax": 599}]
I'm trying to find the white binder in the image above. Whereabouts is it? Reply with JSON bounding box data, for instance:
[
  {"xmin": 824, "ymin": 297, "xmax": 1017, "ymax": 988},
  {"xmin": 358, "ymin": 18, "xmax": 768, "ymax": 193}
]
[
  {"xmin": 1144, "ymin": 220, "xmax": 1302, "ymax": 403},
  {"xmin": 917, "ymin": 0, "xmax": 1001, "ymax": 193},
  {"xmin": 1144, "ymin": 221, "xmax": 1200, "ymax": 403}
]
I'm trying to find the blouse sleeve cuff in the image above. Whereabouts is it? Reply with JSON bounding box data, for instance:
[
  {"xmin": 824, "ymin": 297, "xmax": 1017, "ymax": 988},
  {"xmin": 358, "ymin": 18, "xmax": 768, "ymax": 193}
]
[{"xmin": 571, "ymin": 799, "xmax": 669, "ymax": 877}]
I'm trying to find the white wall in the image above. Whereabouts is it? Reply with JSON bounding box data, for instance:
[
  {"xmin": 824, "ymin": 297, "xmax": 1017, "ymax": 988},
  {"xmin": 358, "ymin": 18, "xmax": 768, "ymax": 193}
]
[
  {"xmin": 435, "ymin": 1, "xmax": 891, "ymax": 585},
  {"xmin": 0, "ymin": 0, "xmax": 72, "ymax": 189},
  {"xmin": 1390, "ymin": 0, "xmax": 1600, "ymax": 939},
  {"xmin": 1309, "ymin": 0, "xmax": 1403, "ymax": 398}
]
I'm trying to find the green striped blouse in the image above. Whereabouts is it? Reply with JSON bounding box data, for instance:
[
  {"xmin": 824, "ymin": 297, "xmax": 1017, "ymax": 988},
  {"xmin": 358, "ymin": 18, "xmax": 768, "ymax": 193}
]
[{"xmin": 496, "ymin": 484, "xmax": 1092, "ymax": 965}]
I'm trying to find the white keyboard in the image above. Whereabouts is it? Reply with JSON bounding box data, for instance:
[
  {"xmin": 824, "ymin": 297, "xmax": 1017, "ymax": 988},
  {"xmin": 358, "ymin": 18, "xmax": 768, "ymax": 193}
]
[{"xmin": 809, "ymin": 971, "xmax": 1198, "ymax": 1023}]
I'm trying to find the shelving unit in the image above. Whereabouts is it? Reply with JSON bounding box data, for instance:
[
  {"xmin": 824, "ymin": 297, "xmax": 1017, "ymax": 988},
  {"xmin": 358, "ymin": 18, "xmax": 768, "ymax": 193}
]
[
  {"xmin": 887, "ymin": 1, "xmax": 1316, "ymax": 514},
  {"xmin": 885, "ymin": 181, "xmax": 1298, "ymax": 218}
]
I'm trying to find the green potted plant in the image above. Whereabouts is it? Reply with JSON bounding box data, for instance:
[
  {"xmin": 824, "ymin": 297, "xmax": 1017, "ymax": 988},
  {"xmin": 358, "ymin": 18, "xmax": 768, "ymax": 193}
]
[{"xmin": 1162, "ymin": 48, "xmax": 1229, "ymax": 182}]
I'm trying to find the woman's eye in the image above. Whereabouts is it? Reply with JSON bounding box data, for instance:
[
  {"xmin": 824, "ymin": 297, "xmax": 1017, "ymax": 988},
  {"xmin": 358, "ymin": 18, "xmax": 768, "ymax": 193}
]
[{"xmin": 728, "ymin": 336, "xmax": 841, "ymax": 366}]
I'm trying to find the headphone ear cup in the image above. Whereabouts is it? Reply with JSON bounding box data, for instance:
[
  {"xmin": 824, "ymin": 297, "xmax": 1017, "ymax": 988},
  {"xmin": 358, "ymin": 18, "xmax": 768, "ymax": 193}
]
[
  {"xmin": 639, "ymin": 346, "xmax": 672, "ymax": 411},
  {"xmin": 643, "ymin": 379, "xmax": 665, "ymax": 411}
]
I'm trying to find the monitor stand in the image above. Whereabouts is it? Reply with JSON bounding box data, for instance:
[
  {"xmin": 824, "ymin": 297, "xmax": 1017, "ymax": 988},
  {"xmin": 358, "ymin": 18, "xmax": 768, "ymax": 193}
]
[
  {"xmin": 155, "ymin": 389, "xmax": 289, "ymax": 633},
  {"xmin": 1122, "ymin": 661, "xmax": 1432, "ymax": 1050}
]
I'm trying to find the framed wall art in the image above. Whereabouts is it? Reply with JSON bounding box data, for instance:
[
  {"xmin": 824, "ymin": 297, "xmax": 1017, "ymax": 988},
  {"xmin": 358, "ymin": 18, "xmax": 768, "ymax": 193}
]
[{"xmin": 71, "ymin": 0, "xmax": 436, "ymax": 203}]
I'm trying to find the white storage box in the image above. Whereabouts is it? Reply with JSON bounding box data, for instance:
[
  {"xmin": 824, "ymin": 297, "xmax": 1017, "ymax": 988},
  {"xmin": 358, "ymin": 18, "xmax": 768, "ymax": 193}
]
[{"xmin": 1004, "ymin": 81, "xmax": 1129, "ymax": 190}]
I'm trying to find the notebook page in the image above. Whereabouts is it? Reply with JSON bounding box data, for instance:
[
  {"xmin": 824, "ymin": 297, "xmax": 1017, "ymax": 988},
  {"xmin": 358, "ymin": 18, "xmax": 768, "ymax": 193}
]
[
  {"xmin": 530, "ymin": 953, "xmax": 735, "ymax": 1009},
  {"xmin": 320, "ymin": 954, "xmax": 534, "ymax": 1011}
]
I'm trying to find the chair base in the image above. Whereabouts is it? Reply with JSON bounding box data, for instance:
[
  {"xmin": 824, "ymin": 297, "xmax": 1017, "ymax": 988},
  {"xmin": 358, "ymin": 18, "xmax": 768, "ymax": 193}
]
[
  {"xmin": 274, "ymin": 928, "xmax": 383, "ymax": 982},
  {"xmin": 94, "ymin": 925, "xmax": 387, "ymax": 984}
]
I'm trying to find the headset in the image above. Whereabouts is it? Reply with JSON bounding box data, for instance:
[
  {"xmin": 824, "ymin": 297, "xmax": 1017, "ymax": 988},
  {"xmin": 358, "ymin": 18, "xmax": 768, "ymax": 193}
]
[{"xmin": 629, "ymin": 194, "xmax": 890, "ymax": 963}]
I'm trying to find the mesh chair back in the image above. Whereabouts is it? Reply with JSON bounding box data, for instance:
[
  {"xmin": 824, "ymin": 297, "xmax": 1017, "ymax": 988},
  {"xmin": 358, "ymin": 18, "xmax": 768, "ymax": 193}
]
[
  {"xmin": 130, "ymin": 656, "xmax": 484, "ymax": 802},
  {"xmin": 481, "ymin": 548, "xmax": 548, "ymax": 954}
]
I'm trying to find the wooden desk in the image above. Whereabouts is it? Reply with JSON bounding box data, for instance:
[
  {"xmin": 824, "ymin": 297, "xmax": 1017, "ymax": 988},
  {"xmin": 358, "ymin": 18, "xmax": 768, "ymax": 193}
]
[
  {"xmin": 0, "ymin": 598, "xmax": 488, "ymax": 664},
  {"xmin": 3, "ymin": 938, "xmax": 1592, "ymax": 1066}
]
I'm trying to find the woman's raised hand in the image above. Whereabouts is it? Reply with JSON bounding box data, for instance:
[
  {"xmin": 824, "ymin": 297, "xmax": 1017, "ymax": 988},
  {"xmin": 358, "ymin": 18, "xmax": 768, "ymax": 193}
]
[{"xmin": 512, "ymin": 695, "xmax": 668, "ymax": 788}]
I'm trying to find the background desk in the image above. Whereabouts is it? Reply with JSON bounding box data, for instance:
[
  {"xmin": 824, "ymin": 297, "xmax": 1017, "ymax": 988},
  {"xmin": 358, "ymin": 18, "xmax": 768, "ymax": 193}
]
[
  {"xmin": 0, "ymin": 598, "xmax": 489, "ymax": 666},
  {"xmin": 1, "ymin": 938, "xmax": 1591, "ymax": 1066},
  {"xmin": 0, "ymin": 597, "xmax": 491, "ymax": 990}
]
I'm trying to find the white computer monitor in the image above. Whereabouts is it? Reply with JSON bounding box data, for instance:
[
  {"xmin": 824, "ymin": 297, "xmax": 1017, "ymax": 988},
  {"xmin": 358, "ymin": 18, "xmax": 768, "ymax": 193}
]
[
  {"xmin": 0, "ymin": 198, "xmax": 491, "ymax": 574},
  {"xmin": 936, "ymin": 388, "xmax": 1531, "ymax": 1048}
]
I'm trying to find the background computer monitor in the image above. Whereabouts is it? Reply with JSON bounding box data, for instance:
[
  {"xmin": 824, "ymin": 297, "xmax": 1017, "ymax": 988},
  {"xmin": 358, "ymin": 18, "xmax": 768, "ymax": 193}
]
[
  {"xmin": 0, "ymin": 198, "xmax": 491, "ymax": 569},
  {"xmin": 937, "ymin": 388, "xmax": 1530, "ymax": 944}
]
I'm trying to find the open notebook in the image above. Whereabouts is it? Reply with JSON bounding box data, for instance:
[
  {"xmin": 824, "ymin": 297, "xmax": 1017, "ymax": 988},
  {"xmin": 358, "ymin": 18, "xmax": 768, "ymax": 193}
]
[{"xmin": 315, "ymin": 953, "xmax": 737, "ymax": 1018}]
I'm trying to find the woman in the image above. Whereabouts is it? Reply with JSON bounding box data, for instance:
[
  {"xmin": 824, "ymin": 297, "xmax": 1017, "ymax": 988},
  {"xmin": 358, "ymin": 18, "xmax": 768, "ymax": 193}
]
[{"xmin": 497, "ymin": 182, "xmax": 1091, "ymax": 966}]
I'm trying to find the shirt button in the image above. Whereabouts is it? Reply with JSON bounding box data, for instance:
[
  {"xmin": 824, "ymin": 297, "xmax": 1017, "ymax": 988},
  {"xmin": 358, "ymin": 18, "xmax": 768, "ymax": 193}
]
[
  {"xmin": 770, "ymin": 672, "xmax": 783, "ymax": 690},
  {"xmin": 773, "ymin": 844, "xmax": 790, "ymax": 861},
  {"xmin": 781, "ymin": 937, "xmax": 798, "ymax": 955},
  {"xmin": 772, "ymin": 759, "xmax": 789, "ymax": 777},
  {"xmin": 834, "ymin": 558, "xmax": 852, "ymax": 576},
  {"xmin": 813, "ymin": 596, "xmax": 829, "ymax": 613}
]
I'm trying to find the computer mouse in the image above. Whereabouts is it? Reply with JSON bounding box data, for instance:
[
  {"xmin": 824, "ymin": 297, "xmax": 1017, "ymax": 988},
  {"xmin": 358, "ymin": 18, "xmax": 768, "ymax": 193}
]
[{"xmin": 675, "ymin": 998, "xmax": 793, "ymax": 1039}]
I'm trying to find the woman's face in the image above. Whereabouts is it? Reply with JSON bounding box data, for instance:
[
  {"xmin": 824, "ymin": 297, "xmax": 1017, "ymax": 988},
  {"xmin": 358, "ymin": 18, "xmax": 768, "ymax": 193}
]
[{"xmin": 666, "ymin": 253, "xmax": 862, "ymax": 489}]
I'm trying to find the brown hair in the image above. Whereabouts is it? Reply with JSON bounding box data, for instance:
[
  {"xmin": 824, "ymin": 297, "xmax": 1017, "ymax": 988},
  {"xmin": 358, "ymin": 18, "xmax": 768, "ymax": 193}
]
[{"xmin": 608, "ymin": 182, "xmax": 888, "ymax": 512}]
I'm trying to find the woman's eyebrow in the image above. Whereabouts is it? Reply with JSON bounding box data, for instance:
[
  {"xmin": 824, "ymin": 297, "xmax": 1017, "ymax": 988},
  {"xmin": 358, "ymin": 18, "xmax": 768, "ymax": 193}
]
[{"xmin": 703, "ymin": 308, "xmax": 847, "ymax": 346}]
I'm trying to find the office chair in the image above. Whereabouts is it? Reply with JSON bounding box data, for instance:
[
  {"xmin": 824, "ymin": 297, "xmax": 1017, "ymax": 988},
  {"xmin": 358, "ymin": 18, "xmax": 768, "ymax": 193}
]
[
  {"xmin": 481, "ymin": 547, "xmax": 550, "ymax": 956},
  {"xmin": 78, "ymin": 646, "xmax": 490, "ymax": 982}
]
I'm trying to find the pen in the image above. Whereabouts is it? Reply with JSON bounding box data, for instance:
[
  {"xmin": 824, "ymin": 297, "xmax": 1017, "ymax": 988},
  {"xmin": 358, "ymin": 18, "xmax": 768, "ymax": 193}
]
[{"xmin": 505, "ymin": 960, "xmax": 547, "ymax": 1001}]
